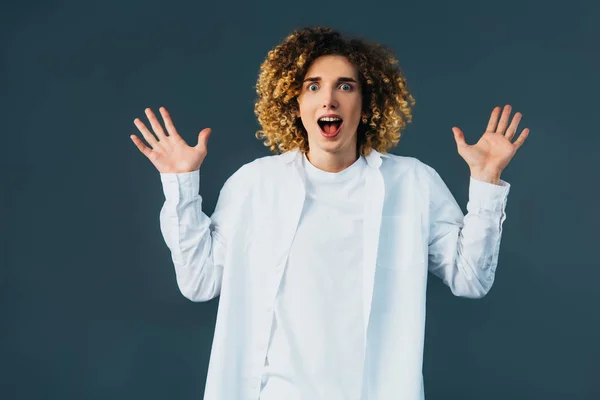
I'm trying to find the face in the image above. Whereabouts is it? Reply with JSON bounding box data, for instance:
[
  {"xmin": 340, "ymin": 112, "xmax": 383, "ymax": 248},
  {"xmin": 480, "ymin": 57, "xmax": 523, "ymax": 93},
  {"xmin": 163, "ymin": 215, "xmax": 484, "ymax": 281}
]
[{"xmin": 296, "ymin": 54, "xmax": 363, "ymax": 160}]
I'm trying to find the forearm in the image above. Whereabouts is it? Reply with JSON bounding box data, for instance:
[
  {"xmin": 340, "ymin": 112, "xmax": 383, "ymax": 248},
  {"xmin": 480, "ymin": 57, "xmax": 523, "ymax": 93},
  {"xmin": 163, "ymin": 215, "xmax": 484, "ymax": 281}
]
[
  {"xmin": 159, "ymin": 170, "xmax": 224, "ymax": 302},
  {"xmin": 427, "ymin": 169, "xmax": 511, "ymax": 298}
]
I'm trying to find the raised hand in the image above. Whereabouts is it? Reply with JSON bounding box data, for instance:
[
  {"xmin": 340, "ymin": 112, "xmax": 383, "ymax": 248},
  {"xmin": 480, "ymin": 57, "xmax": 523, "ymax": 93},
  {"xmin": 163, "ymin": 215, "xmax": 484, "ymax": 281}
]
[
  {"xmin": 451, "ymin": 104, "xmax": 530, "ymax": 183},
  {"xmin": 130, "ymin": 107, "xmax": 212, "ymax": 174}
]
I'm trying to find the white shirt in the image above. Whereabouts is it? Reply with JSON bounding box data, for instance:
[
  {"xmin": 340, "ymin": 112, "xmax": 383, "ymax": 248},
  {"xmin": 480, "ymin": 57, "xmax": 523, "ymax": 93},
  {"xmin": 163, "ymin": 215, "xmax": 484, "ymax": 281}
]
[
  {"xmin": 158, "ymin": 148, "xmax": 510, "ymax": 399},
  {"xmin": 259, "ymin": 153, "xmax": 367, "ymax": 400}
]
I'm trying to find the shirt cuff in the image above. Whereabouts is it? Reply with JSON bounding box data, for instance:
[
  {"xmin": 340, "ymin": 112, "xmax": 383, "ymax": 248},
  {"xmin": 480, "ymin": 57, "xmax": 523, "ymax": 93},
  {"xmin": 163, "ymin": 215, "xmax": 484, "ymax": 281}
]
[
  {"xmin": 159, "ymin": 169, "xmax": 200, "ymax": 201},
  {"xmin": 468, "ymin": 176, "xmax": 510, "ymax": 212}
]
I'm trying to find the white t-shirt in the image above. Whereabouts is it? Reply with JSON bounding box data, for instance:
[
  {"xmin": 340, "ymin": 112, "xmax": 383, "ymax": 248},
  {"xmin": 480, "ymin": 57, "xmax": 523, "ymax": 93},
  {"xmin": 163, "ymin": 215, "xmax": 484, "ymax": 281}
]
[{"xmin": 259, "ymin": 152, "xmax": 367, "ymax": 400}]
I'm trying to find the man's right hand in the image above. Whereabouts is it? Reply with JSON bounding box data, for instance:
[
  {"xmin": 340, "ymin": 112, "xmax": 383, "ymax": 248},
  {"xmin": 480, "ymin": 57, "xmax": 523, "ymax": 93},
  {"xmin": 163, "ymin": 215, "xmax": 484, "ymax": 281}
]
[{"xmin": 130, "ymin": 107, "xmax": 212, "ymax": 174}]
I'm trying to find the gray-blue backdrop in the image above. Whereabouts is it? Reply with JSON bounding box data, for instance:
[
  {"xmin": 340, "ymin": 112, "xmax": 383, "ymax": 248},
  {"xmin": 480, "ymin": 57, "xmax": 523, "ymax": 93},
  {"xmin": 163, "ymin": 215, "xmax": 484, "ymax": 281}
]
[{"xmin": 2, "ymin": 0, "xmax": 598, "ymax": 399}]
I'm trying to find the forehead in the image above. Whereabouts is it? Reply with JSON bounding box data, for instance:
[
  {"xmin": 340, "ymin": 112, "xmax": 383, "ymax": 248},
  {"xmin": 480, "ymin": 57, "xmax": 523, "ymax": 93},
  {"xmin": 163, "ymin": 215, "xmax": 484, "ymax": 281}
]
[{"xmin": 303, "ymin": 54, "xmax": 359, "ymax": 79}]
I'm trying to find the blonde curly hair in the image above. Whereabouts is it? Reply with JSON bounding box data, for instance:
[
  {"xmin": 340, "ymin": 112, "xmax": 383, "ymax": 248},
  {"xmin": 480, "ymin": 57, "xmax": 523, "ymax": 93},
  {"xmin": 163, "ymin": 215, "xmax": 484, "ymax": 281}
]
[{"xmin": 254, "ymin": 26, "xmax": 416, "ymax": 157}]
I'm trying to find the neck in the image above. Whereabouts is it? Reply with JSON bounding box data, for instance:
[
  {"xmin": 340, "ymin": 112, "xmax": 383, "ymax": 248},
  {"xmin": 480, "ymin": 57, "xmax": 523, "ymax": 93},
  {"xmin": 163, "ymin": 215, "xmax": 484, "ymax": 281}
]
[{"xmin": 305, "ymin": 147, "xmax": 359, "ymax": 173}]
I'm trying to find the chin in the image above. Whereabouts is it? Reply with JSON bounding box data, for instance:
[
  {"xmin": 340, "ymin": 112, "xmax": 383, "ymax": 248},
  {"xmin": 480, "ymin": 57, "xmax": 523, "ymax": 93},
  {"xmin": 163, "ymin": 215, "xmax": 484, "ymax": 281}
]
[{"xmin": 314, "ymin": 132, "xmax": 354, "ymax": 150}]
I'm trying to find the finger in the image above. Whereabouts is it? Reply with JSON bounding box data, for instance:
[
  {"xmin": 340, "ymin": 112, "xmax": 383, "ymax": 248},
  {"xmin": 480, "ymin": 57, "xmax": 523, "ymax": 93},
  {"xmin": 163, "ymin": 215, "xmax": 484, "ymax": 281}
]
[
  {"xmin": 145, "ymin": 108, "xmax": 168, "ymax": 140},
  {"xmin": 505, "ymin": 112, "xmax": 522, "ymax": 141},
  {"xmin": 196, "ymin": 128, "xmax": 212, "ymax": 149},
  {"xmin": 495, "ymin": 104, "xmax": 512, "ymax": 135},
  {"xmin": 159, "ymin": 107, "xmax": 181, "ymax": 139},
  {"xmin": 130, "ymin": 134, "xmax": 153, "ymax": 157},
  {"xmin": 452, "ymin": 127, "xmax": 468, "ymax": 149},
  {"xmin": 513, "ymin": 128, "xmax": 530, "ymax": 150},
  {"xmin": 134, "ymin": 117, "xmax": 159, "ymax": 147},
  {"xmin": 486, "ymin": 106, "xmax": 501, "ymax": 133}
]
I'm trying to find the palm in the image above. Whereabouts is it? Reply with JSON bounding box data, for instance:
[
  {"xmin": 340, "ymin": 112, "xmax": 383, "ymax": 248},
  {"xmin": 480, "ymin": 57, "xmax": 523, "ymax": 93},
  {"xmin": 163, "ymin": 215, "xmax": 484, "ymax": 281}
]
[
  {"xmin": 153, "ymin": 136, "xmax": 205, "ymax": 172},
  {"xmin": 130, "ymin": 107, "xmax": 212, "ymax": 174},
  {"xmin": 452, "ymin": 104, "xmax": 530, "ymax": 173}
]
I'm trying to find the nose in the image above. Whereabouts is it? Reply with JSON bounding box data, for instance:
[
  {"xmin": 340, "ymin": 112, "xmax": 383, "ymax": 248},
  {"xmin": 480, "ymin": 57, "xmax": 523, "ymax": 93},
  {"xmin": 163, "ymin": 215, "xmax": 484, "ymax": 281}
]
[{"xmin": 321, "ymin": 87, "xmax": 338, "ymax": 109}]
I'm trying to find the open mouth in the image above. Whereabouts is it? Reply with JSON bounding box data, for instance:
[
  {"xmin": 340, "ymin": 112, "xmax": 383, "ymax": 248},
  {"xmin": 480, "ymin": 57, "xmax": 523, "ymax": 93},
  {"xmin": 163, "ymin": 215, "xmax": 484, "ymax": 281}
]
[{"xmin": 317, "ymin": 117, "xmax": 343, "ymax": 136}]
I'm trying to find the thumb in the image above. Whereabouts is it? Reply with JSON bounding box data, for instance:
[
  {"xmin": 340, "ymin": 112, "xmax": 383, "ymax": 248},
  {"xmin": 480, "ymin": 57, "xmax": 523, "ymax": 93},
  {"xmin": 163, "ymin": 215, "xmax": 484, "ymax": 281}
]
[
  {"xmin": 452, "ymin": 127, "xmax": 467, "ymax": 149},
  {"xmin": 196, "ymin": 128, "xmax": 212, "ymax": 149}
]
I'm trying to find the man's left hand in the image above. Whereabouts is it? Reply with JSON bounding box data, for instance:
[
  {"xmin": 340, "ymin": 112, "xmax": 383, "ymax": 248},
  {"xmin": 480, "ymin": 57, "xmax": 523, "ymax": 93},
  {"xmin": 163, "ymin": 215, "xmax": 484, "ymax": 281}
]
[{"xmin": 452, "ymin": 104, "xmax": 530, "ymax": 184}]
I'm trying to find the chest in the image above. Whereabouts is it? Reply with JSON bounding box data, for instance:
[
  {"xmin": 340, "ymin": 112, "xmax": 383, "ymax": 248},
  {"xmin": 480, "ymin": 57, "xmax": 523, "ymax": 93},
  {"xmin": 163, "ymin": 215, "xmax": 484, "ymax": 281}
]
[{"xmin": 245, "ymin": 165, "xmax": 425, "ymax": 267}]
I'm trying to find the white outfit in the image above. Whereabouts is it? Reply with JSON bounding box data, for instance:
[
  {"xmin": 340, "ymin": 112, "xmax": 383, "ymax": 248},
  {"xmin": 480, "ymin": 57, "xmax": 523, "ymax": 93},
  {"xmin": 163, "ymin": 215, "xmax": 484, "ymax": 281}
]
[
  {"xmin": 259, "ymin": 153, "xmax": 367, "ymax": 400},
  {"xmin": 158, "ymin": 148, "xmax": 510, "ymax": 399}
]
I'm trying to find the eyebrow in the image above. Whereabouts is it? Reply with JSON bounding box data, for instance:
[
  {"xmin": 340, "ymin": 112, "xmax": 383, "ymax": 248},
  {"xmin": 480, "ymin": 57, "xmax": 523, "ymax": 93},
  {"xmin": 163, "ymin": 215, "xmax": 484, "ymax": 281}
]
[{"xmin": 303, "ymin": 76, "xmax": 358, "ymax": 83}]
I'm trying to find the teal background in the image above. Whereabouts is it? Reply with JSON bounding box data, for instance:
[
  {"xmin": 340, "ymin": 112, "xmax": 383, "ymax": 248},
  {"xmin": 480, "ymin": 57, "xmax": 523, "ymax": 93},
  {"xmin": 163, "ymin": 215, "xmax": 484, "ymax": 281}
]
[{"xmin": 2, "ymin": 0, "xmax": 598, "ymax": 398}]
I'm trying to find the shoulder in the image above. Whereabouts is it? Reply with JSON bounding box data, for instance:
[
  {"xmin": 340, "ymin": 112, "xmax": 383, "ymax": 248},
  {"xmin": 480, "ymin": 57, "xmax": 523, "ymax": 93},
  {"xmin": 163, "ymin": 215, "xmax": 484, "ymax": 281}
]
[
  {"xmin": 242, "ymin": 152, "xmax": 288, "ymax": 178},
  {"xmin": 251, "ymin": 152, "xmax": 288, "ymax": 168},
  {"xmin": 379, "ymin": 152, "xmax": 437, "ymax": 180},
  {"xmin": 222, "ymin": 152, "xmax": 284, "ymax": 190},
  {"xmin": 379, "ymin": 153, "xmax": 445, "ymax": 207}
]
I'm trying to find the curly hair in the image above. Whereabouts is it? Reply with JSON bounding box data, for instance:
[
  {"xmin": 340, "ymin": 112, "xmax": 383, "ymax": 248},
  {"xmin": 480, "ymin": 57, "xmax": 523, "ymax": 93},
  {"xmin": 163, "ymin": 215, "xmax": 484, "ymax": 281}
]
[{"xmin": 253, "ymin": 26, "xmax": 416, "ymax": 157}]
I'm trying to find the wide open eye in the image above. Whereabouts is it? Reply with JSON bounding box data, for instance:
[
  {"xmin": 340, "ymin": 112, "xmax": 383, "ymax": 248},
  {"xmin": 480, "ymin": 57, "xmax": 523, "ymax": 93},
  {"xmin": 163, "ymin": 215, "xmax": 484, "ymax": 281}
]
[{"xmin": 308, "ymin": 83, "xmax": 318, "ymax": 91}]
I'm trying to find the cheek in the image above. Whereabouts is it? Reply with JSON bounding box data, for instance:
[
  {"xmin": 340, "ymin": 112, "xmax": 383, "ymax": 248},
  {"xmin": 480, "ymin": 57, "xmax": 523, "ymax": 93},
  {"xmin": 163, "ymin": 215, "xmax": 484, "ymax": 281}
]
[
  {"xmin": 345, "ymin": 96, "xmax": 363, "ymax": 118},
  {"xmin": 347, "ymin": 104, "xmax": 363, "ymax": 124},
  {"xmin": 297, "ymin": 98, "xmax": 307, "ymax": 118},
  {"xmin": 297, "ymin": 107, "xmax": 313, "ymax": 131},
  {"xmin": 298, "ymin": 101, "xmax": 317, "ymax": 122}
]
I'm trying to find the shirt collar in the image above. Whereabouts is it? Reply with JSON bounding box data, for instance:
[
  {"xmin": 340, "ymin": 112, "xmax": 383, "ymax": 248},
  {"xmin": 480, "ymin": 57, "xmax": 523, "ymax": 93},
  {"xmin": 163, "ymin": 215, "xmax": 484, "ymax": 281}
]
[{"xmin": 281, "ymin": 147, "xmax": 386, "ymax": 169}]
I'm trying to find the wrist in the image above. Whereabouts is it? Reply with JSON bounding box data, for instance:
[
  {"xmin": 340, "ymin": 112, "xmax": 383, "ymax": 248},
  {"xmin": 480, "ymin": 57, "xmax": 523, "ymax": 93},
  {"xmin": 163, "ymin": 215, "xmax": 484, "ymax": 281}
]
[{"xmin": 470, "ymin": 168, "xmax": 502, "ymax": 185}]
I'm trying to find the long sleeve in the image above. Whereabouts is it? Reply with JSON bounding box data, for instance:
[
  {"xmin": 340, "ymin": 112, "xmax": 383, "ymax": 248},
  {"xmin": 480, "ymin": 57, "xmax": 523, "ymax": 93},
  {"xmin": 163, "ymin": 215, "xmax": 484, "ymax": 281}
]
[
  {"xmin": 158, "ymin": 163, "xmax": 252, "ymax": 302},
  {"xmin": 426, "ymin": 166, "xmax": 510, "ymax": 298}
]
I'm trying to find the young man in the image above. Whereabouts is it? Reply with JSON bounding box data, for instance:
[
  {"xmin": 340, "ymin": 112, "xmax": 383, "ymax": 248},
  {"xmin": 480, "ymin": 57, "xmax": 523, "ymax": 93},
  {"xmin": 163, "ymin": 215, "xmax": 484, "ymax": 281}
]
[{"xmin": 130, "ymin": 27, "xmax": 529, "ymax": 400}]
